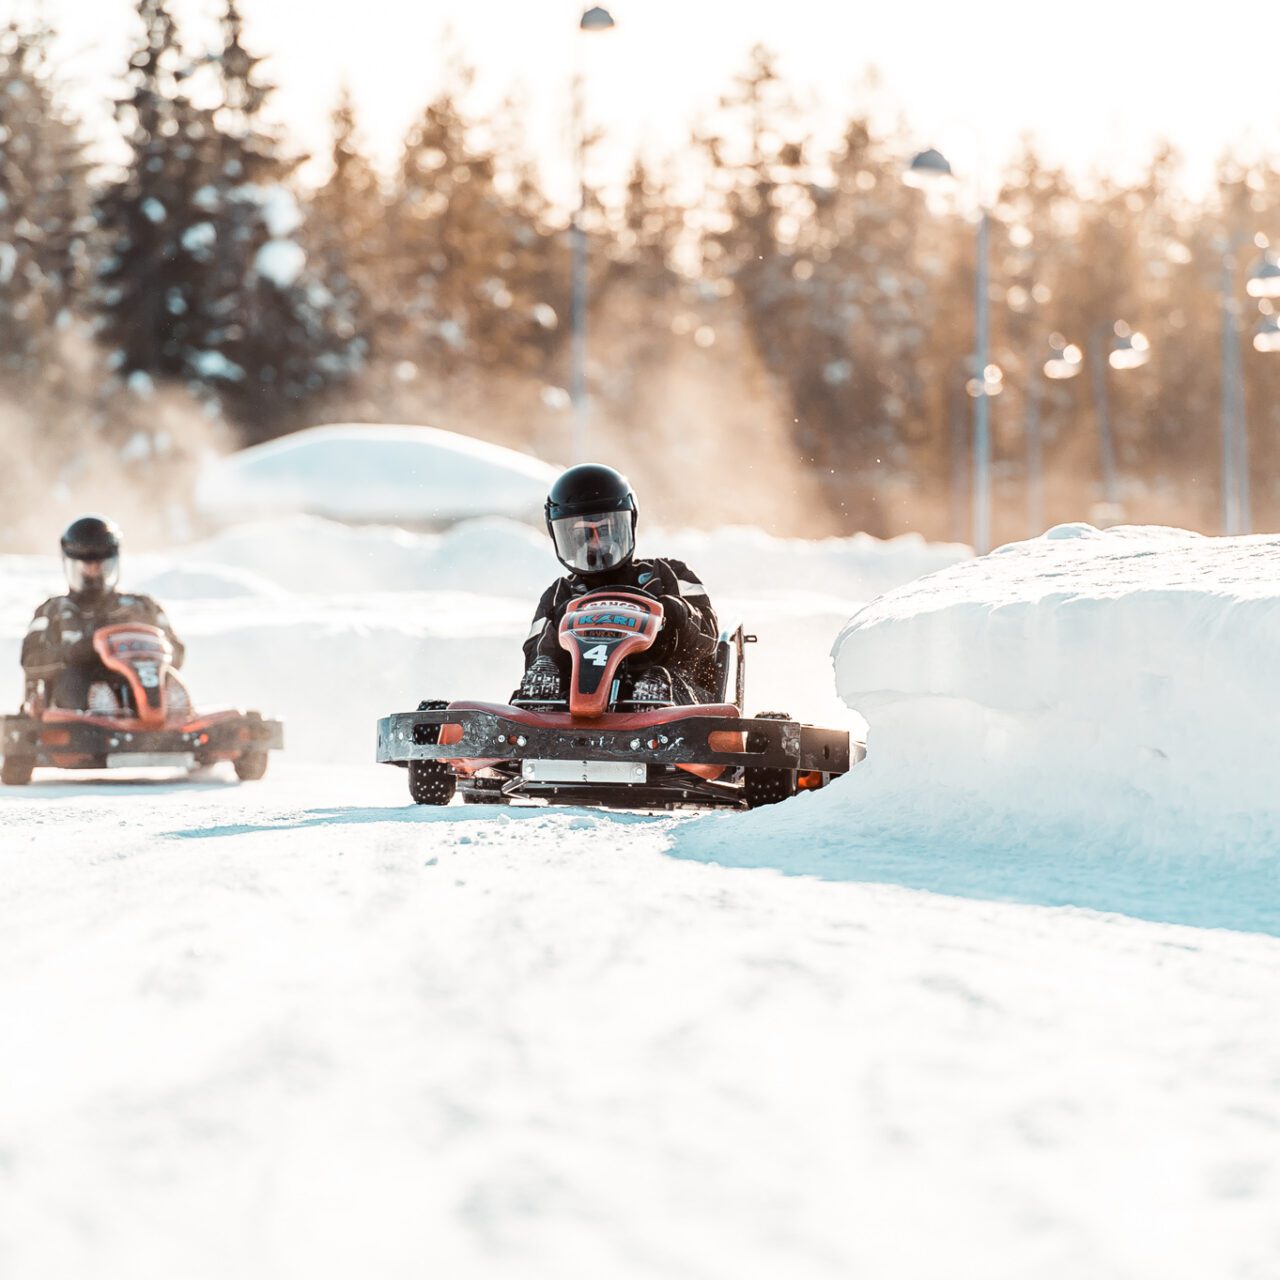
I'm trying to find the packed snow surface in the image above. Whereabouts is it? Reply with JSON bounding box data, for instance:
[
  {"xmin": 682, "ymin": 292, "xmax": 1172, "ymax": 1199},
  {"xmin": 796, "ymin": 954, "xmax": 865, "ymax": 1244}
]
[
  {"xmin": 3, "ymin": 518, "xmax": 1278, "ymax": 1278},
  {"xmin": 195, "ymin": 424, "xmax": 563, "ymax": 526}
]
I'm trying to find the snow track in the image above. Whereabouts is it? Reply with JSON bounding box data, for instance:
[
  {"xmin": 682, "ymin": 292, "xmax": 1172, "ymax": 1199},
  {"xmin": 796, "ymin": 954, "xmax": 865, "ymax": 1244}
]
[
  {"xmin": 3, "ymin": 519, "xmax": 1278, "ymax": 1277},
  {"xmin": 3, "ymin": 766, "xmax": 1279, "ymax": 1279}
]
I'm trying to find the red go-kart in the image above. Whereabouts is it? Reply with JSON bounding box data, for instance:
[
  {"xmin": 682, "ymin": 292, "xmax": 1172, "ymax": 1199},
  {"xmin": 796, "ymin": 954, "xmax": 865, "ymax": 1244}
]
[
  {"xmin": 377, "ymin": 589, "xmax": 861, "ymax": 810},
  {"xmin": 1, "ymin": 623, "xmax": 283, "ymax": 785}
]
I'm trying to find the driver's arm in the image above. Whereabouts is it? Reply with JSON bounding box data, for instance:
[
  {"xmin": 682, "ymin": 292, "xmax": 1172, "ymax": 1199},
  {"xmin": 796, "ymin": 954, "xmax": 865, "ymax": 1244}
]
[
  {"xmin": 20, "ymin": 601, "xmax": 92, "ymax": 678},
  {"xmin": 652, "ymin": 562, "xmax": 718, "ymax": 662},
  {"xmin": 523, "ymin": 581, "xmax": 568, "ymax": 672}
]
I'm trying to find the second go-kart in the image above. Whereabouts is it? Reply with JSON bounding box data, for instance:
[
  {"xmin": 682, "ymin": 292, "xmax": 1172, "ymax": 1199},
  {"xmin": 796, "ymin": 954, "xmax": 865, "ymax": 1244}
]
[
  {"xmin": 377, "ymin": 589, "xmax": 862, "ymax": 810},
  {"xmin": 1, "ymin": 623, "xmax": 284, "ymax": 786}
]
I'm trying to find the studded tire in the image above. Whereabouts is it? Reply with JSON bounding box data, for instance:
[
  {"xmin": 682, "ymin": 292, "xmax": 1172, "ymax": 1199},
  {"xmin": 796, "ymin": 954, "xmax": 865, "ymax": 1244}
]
[
  {"xmin": 743, "ymin": 711, "xmax": 798, "ymax": 810},
  {"xmin": 1, "ymin": 754, "xmax": 35, "ymax": 787},
  {"xmin": 409, "ymin": 760, "xmax": 457, "ymax": 806},
  {"xmin": 409, "ymin": 698, "xmax": 456, "ymax": 805}
]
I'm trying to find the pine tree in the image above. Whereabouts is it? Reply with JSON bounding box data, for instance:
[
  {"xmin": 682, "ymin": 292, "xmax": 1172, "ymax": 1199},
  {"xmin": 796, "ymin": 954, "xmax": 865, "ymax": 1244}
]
[
  {"xmin": 389, "ymin": 71, "xmax": 556, "ymax": 378},
  {"xmin": 93, "ymin": 0, "xmax": 218, "ymax": 387},
  {"xmin": 195, "ymin": 0, "xmax": 360, "ymax": 434},
  {"xmin": 0, "ymin": 20, "xmax": 92, "ymax": 373}
]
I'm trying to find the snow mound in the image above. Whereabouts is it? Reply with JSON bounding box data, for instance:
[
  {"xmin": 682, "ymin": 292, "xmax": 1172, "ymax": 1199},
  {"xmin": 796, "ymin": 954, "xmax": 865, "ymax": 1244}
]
[
  {"xmin": 133, "ymin": 563, "xmax": 284, "ymax": 602},
  {"xmin": 195, "ymin": 423, "xmax": 560, "ymax": 526},
  {"xmin": 672, "ymin": 526, "xmax": 1280, "ymax": 934}
]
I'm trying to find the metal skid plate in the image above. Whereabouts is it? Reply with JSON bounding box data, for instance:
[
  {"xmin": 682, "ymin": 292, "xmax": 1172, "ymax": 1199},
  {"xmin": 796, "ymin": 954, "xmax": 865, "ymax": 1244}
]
[
  {"xmin": 522, "ymin": 759, "xmax": 647, "ymax": 784},
  {"xmin": 1, "ymin": 713, "xmax": 284, "ymax": 766},
  {"xmin": 106, "ymin": 752, "xmax": 196, "ymax": 770},
  {"xmin": 376, "ymin": 707, "xmax": 852, "ymax": 774}
]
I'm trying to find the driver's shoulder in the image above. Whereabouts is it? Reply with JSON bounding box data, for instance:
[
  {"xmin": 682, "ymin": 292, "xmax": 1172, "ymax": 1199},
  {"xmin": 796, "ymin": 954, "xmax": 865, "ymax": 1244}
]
[
  {"xmin": 32, "ymin": 594, "xmax": 75, "ymax": 620},
  {"xmin": 640, "ymin": 557, "xmax": 703, "ymax": 588}
]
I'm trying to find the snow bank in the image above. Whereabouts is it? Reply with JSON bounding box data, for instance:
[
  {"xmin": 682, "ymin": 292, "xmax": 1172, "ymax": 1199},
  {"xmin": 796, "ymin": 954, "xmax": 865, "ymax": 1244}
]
[
  {"xmin": 133, "ymin": 563, "xmax": 284, "ymax": 602},
  {"xmin": 195, "ymin": 424, "xmax": 560, "ymax": 526},
  {"xmin": 673, "ymin": 525, "xmax": 1280, "ymax": 934}
]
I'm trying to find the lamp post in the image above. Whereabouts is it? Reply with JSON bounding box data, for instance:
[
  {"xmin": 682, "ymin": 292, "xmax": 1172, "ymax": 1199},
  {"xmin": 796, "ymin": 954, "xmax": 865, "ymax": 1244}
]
[
  {"xmin": 569, "ymin": 5, "xmax": 615, "ymax": 464},
  {"xmin": 906, "ymin": 146, "xmax": 996, "ymax": 553},
  {"xmin": 1228, "ymin": 241, "xmax": 1280, "ymax": 534}
]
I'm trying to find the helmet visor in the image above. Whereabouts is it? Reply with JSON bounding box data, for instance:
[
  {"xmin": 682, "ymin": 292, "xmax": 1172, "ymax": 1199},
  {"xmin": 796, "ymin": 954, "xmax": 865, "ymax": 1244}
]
[
  {"xmin": 64, "ymin": 554, "xmax": 119, "ymax": 598},
  {"xmin": 550, "ymin": 511, "xmax": 634, "ymax": 574}
]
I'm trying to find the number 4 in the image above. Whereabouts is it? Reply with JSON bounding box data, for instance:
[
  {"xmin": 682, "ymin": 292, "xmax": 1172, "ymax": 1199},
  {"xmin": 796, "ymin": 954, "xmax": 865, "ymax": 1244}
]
[{"xmin": 582, "ymin": 644, "xmax": 610, "ymax": 667}]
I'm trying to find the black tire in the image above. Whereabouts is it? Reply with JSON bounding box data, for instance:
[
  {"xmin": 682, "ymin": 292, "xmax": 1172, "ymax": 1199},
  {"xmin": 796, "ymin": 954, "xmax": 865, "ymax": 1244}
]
[
  {"xmin": 743, "ymin": 711, "xmax": 798, "ymax": 810},
  {"xmin": 410, "ymin": 760, "xmax": 456, "ymax": 805},
  {"xmin": 234, "ymin": 751, "xmax": 269, "ymax": 782},
  {"xmin": 1, "ymin": 755, "xmax": 35, "ymax": 787},
  {"xmin": 409, "ymin": 699, "xmax": 456, "ymax": 805}
]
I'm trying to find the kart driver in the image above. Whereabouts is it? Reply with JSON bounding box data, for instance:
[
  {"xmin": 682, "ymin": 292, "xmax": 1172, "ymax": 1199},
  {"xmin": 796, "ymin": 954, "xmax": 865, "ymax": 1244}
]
[
  {"xmin": 20, "ymin": 516, "xmax": 186, "ymax": 712},
  {"xmin": 519, "ymin": 464, "xmax": 720, "ymax": 705}
]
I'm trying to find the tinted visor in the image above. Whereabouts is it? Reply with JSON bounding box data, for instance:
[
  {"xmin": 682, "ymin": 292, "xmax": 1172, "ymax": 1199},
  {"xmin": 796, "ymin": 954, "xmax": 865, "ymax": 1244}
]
[
  {"xmin": 64, "ymin": 554, "xmax": 119, "ymax": 597},
  {"xmin": 550, "ymin": 511, "xmax": 634, "ymax": 574}
]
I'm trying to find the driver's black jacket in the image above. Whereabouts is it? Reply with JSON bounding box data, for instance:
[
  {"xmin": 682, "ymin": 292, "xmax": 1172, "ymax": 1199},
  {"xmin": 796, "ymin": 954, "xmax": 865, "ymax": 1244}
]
[
  {"xmin": 523, "ymin": 558, "xmax": 719, "ymax": 692},
  {"xmin": 21, "ymin": 592, "xmax": 186, "ymax": 681}
]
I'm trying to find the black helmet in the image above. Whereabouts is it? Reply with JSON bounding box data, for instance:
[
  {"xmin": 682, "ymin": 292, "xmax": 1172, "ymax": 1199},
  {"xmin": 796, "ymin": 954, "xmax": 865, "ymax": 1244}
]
[
  {"xmin": 545, "ymin": 463, "xmax": 637, "ymax": 576},
  {"xmin": 61, "ymin": 515, "xmax": 122, "ymax": 601}
]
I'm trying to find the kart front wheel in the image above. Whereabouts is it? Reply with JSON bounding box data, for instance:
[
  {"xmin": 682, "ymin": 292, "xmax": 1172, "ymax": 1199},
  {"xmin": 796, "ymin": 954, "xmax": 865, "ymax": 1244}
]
[
  {"xmin": 234, "ymin": 751, "xmax": 269, "ymax": 782},
  {"xmin": 1, "ymin": 755, "xmax": 34, "ymax": 786},
  {"xmin": 743, "ymin": 711, "xmax": 798, "ymax": 810},
  {"xmin": 409, "ymin": 760, "xmax": 456, "ymax": 806}
]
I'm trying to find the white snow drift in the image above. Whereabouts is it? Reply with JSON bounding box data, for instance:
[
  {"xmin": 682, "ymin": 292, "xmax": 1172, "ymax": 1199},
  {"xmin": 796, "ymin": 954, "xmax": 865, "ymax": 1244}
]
[
  {"xmin": 195, "ymin": 423, "xmax": 562, "ymax": 526},
  {"xmin": 675, "ymin": 523, "xmax": 1280, "ymax": 934}
]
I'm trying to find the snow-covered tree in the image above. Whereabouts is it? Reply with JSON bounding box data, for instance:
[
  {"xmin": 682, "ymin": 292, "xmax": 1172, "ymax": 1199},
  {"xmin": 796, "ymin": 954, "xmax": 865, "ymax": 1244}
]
[
  {"xmin": 93, "ymin": 0, "xmax": 219, "ymax": 387},
  {"xmin": 0, "ymin": 20, "xmax": 91, "ymax": 373},
  {"xmin": 188, "ymin": 0, "xmax": 360, "ymax": 434}
]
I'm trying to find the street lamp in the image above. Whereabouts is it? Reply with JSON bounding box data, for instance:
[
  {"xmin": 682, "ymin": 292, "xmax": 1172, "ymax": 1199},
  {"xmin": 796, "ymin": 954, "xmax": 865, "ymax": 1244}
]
[
  {"xmin": 906, "ymin": 145, "xmax": 993, "ymax": 554},
  {"xmin": 570, "ymin": 5, "xmax": 615, "ymax": 463}
]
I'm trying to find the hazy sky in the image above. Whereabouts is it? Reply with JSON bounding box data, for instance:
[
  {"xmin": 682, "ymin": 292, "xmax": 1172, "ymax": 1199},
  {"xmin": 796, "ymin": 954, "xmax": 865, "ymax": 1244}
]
[{"xmin": 25, "ymin": 0, "xmax": 1280, "ymax": 203}]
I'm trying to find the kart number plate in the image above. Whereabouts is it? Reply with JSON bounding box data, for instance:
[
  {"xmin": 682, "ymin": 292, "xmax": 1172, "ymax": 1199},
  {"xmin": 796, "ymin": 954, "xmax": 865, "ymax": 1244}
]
[
  {"xmin": 522, "ymin": 759, "xmax": 647, "ymax": 784},
  {"xmin": 106, "ymin": 752, "xmax": 196, "ymax": 770}
]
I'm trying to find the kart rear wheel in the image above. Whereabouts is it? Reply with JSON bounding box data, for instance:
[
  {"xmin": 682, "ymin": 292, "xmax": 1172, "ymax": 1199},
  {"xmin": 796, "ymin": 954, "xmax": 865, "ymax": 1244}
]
[
  {"xmin": 1, "ymin": 755, "xmax": 34, "ymax": 787},
  {"xmin": 234, "ymin": 751, "xmax": 269, "ymax": 782},
  {"xmin": 409, "ymin": 760, "xmax": 456, "ymax": 806},
  {"xmin": 743, "ymin": 711, "xmax": 798, "ymax": 810}
]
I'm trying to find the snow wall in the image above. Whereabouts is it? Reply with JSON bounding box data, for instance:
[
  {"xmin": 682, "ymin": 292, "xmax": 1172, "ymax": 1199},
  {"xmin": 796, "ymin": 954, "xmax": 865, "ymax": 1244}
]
[{"xmin": 674, "ymin": 525, "xmax": 1280, "ymax": 935}]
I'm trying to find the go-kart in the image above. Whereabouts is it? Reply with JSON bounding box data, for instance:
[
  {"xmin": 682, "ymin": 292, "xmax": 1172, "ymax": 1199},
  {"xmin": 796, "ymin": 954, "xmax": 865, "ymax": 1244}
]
[
  {"xmin": 1, "ymin": 623, "xmax": 284, "ymax": 785},
  {"xmin": 377, "ymin": 588, "xmax": 862, "ymax": 810}
]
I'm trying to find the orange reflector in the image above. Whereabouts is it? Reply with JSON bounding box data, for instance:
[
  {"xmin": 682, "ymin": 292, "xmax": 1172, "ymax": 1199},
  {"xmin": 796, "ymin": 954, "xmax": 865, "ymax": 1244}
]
[
  {"xmin": 41, "ymin": 728, "xmax": 71, "ymax": 746},
  {"xmin": 439, "ymin": 723, "xmax": 464, "ymax": 747},
  {"xmin": 797, "ymin": 771, "xmax": 824, "ymax": 790},
  {"xmin": 707, "ymin": 730, "xmax": 745, "ymax": 754}
]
